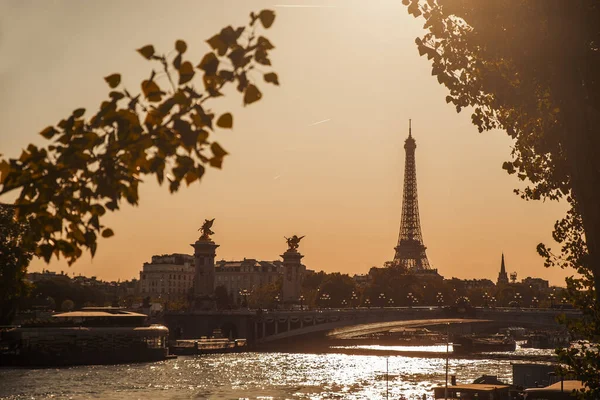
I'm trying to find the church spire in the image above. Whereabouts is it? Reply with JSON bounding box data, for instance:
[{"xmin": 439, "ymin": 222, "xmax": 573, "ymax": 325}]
[{"xmin": 497, "ymin": 252, "xmax": 509, "ymax": 286}]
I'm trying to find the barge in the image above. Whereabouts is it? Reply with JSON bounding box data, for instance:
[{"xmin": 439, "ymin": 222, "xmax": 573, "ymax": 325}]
[{"xmin": 0, "ymin": 308, "xmax": 172, "ymax": 366}]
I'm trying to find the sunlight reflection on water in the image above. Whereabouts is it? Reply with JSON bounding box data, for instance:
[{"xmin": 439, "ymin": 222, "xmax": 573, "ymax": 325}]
[
  {"xmin": 0, "ymin": 347, "xmax": 554, "ymax": 400},
  {"xmin": 332, "ymin": 344, "xmax": 454, "ymax": 352}
]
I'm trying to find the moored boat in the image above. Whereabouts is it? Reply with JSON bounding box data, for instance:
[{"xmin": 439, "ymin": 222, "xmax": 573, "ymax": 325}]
[
  {"xmin": 170, "ymin": 329, "xmax": 247, "ymax": 355},
  {"xmin": 453, "ymin": 335, "xmax": 516, "ymax": 354},
  {"xmin": 0, "ymin": 308, "xmax": 172, "ymax": 366},
  {"xmin": 170, "ymin": 338, "xmax": 247, "ymax": 355}
]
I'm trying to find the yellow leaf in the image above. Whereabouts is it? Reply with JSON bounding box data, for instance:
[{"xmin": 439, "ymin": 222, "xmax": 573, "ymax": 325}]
[
  {"xmin": 104, "ymin": 73, "xmax": 121, "ymax": 88},
  {"xmin": 175, "ymin": 39, "xmax": 187, "ymax": 54},
  {"xmin": 141, "ymin": 80, "xmax": 162, "ymax": 102},
  {"xmin": 263, "ymin": 72, "xmax": 279, "ymax": 85},
  {"xmin": 244, "ymin": 84, "xmax": 262, "ymax": 105},
  {"xmin": 40, "ymin": 126, "xmax": 57, "ymax": 139},
  {"xmin": 258, "ymin": 10, "xmax": 276, "ymax": 29},
  {"xmin": 211, "ymin": 142, "xmax": 228, "ymax": 158},
  {"xmin": 185, "ymin": 170, "xmax": 198, "ymax": 185},
  {"xmin": 137, "ymin": 45, "xmax": 155, "ymax": 60},
  {"xmin": 216, "ymin": 113, "xmax": 233, "ymax": 129},
  {"xmin": 102, "ymin": 228, "xmax": 114, "ymax": 238},
  {"xmin": 0, "ymin": 160, "xmax": 10, "ymax": 185},
  {"xmin": 197, "ymin": 52, "xmax": 219, "ymax": 75},
  {"xmin": 178, "ymin": 61, "xmax": 195, "ymax": 85}
]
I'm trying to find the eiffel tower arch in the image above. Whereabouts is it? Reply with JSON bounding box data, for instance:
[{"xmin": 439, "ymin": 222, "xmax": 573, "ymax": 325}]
[{"xmin": 392, "ymin": 120, "xmax": 438, "ymax": 276}]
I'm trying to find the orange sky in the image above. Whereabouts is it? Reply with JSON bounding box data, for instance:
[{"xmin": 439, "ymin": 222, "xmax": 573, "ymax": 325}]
[{"xmin": 0, "ymin": 0, "xmax": 571, "ymax": 285}]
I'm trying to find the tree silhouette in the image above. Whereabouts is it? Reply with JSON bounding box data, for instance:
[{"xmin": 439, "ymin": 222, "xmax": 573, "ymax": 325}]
[
  {"xmin": 402, "ymin": 1, "xmax": 600, "ymax": 396},
  {"xmin": 0, "ymin": 205, "xmax": 33, "ymax": 324}
]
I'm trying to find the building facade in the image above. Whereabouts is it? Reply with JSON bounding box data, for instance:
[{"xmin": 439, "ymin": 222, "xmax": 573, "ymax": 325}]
[
  {"xmin": 522, "ymin": 277, "xmax": 550, "ymax": 291},
  {"xmin": 139, "ymin": 254, "xmax": 195, "ymax": 298},
  {"xmin": 215, "ymin": 259, "xmax": 283, "ymax": 304},
  {"xmin": 139, "ymin": 254, "xmax": 295, "ymax": 304}
]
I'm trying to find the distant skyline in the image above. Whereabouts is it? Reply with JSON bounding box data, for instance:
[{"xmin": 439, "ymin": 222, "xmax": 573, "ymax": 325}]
[{"xmin": 0, "ymin": 0, "xmax": 570, "ymax": 285}]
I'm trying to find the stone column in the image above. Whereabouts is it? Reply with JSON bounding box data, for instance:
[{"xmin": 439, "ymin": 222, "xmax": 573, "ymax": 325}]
[
  {"xmin": 281, "ymin": 249, "xmax": 305, "ymax": 304},
  {"xmin": 191, "ymin": 238, "xmax": 219, "ymax": 309}
]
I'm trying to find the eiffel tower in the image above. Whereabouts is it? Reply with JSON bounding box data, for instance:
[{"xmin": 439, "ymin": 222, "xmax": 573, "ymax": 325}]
[{"xmin": 393, "ymin": 120, "xmax": 433, "ymax": 272}]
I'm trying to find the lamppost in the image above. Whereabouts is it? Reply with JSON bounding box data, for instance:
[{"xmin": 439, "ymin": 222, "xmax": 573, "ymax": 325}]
[
  {"xmin": 436, "ymin": 292, "xmax": 444, "ymax": 308},
  {"xmin": 514, "ymin": 292, "xmax": 522, "ymax": 308},
  {"xmin": 407, "ymin": 292, "xmax": 415, "ymax": 308},
  {"xmin": 482, "ymin": 292, "xmax": 490, "ymax": 308},
  {"xmin": 549, "ymin": 292, "xmax": 556, "ymax": 308},
  {"xmin": 239, "ymin": 289, "xmax": 251, "ymax": 309},
  {"xmin": 320, "ymin": 293, "xmax": 330, "ymax": 309},
  {"xmin": 560, "ymin": 297, "xmax": 568, "ymax": 309},
  {"xmin": 299, "ymin": 295, "xmax": 305, "ymax": 311},
  {"xmin": 341, "ymin": 299, "xmax": 348, "ymax": 308},
  {"xmin": 274, "ymin": 294, "xmax": 280, "ymax": 310},
  {"xmin": 490, "ymin": 296, "xmax": 497, "ymax": 308},
  {"xmin": 379, "ymin": 293, "xmax": 386, "ymax": 308},
  {"xmin": 531, "ymin": 296, "xmax": 539, "ymax": 308},
  {"xmin": 350, "ymin": 291, "xmax": 359, "ymax": 309},
  {"xmin": 388, "ymin": 298, "xmax": 395, "ymax": 307},
  {"xmin": 364, "ymin": 298, "xmax": 371, "ymax": 309}
]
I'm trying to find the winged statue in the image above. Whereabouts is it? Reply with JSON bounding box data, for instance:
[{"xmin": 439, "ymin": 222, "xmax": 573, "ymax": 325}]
[
  {"xmin": 284, "ymin": 234, "xmax": 305, "ymax": 251},
  {"xmin": 198, "ymin": 218, "xmax": 215, "ymax": 240}
]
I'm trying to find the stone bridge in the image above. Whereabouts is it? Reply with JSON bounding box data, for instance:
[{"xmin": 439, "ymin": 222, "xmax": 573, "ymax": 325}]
[{"xmin": 164, "ymin": 307, "xmax": 580, "ymax": 345}]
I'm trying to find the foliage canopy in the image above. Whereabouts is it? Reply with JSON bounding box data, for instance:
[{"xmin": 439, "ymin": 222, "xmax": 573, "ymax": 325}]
[{"xmin": 0, "ymin": 10, "xmax": 278, "ymax": 266}]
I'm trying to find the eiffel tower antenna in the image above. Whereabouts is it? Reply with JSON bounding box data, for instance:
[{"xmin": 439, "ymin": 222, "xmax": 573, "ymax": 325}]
[{"xmin": 393, "ymin": 120, "xmax": 432, "ymax": 272}]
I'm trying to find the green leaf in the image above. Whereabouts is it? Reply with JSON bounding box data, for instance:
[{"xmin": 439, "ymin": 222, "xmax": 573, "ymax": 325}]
[
  {"xmin": 104, "ymin": 73, "xmax": 121, "ymax": 88},
  {"xmin": 102, "ymin": 228, "xmax": 114, "ymax": 238},
  {"xmin": 258, "ymin": 10, "xmax": 276, "ymax": 29},
  {"xmin": 263, "ymin": 72, "xmax": 279, "ymax": 85},
  {"xmin": 40, "ymin": 126, "xmax": 58, "ymax": 139},
  {"xmin": 73, "ymin": 108, "xmax": 86, "ymax": 118},
  {"xmin": 216, "ymin": 113, "xmax": 233, "ymax": 129},
  {"xmin": 178, "ymin": 61, "xmax": 195, "ymax": 85},
  {"xmin": 244, "ymin": 84, "xmax": 262, "ymax": 105},
  {"xmin": 175, "ymin": 39, "xmax": 187, "ymax": 54},
  {"xmin": 137, "ymin": 45, "xmax": 155, "ymax": 60}
]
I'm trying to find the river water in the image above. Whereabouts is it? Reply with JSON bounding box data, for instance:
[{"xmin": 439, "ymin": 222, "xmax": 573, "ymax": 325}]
[{"xmin": 0, "ymin": 345, "xmax": 554, "ymax": 400}]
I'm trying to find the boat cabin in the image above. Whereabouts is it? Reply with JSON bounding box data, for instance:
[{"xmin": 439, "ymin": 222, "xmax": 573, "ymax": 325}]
[{"xmin": 524, "ymin": 381, "xmax": 584, "ymax": 399}]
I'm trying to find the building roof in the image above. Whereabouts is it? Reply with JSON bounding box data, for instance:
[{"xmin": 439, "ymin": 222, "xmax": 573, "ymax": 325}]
[
  {"xmin": 525, "ymin": 381, "xmax": 584, "ymax": 393},
  {"xmin": 52, "ymin": 311, "xmax": 147, "ymax": 318},
  {"xmin": 436, "ymin": 384, "xmax": 510, "ymax": 392}
]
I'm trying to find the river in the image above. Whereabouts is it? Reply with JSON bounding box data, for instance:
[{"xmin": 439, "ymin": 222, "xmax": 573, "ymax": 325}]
[{"xmin": 0, "ymin": 345, "xmax": 554, "ymax": 399}]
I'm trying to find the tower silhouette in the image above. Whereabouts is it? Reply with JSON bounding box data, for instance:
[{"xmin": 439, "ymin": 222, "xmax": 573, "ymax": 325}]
[
  {"xmin": 497, "ymin": 253, "xmax": 509, "ymax": 285},
  {"xmin": 393, "ymin": 120, "xmax": 432, "ymax": 272}
]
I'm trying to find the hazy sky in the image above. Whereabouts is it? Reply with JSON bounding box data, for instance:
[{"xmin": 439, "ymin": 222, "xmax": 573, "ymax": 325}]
[{"xmin": 0, "ymin": 0, "xmax": 571, "ymax": 285}]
